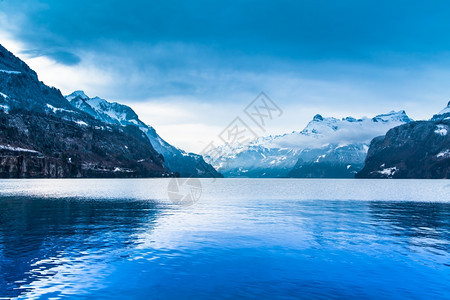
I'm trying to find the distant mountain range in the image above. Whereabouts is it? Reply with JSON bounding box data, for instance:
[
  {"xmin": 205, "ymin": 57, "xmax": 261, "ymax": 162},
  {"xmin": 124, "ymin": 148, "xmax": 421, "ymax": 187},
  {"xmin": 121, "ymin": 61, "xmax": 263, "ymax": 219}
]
[
  {"xmin": 66, "ymin": 91, "xmax": 221, "ymax": 178},
  {"xmin": 206, "ymin": 111, "xmax": 413, "ymax": 178},
  {"xmin": 356, "ymin": 102, "xmax": 450, "ymax": 178},
  {"xmin": 0, "ymin": 43, "xmax": 448, "ymax": 178}
]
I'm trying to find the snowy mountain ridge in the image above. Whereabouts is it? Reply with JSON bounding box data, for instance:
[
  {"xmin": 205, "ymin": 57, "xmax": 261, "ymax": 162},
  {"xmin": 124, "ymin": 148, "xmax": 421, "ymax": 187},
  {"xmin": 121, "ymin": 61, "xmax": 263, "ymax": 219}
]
[
  {"xmin": 66, "ymin": 91, "xmax": 221, "ymax": 178},
  {"xmin": 437, "ymin": 101, "xmax": 450, "ymax": 116},
  {"xmin": 67, "ymin": 91, "xmax": 143, "ymax": 126},
  {"xmin": 206, "ymin": 110, "xmax": 413, "ymax": 178},
  {"xmin": 0, "ymin": 43, "xmax": 169, "ymax": 178}
]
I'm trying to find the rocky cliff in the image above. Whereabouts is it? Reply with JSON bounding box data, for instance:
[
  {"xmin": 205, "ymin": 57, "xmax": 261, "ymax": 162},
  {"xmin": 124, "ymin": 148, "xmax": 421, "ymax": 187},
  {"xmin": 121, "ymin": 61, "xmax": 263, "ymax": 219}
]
[
  {"xmin": 0, "ymin": 44, "xmax": 170, "ymax": 178},
  {"xmin": 66, "ymin": 91, "xmax": 222, "ymax": 178},
  {"xmin": 356, "ymin": 103, "xmax": 450, "ymax": 179}
]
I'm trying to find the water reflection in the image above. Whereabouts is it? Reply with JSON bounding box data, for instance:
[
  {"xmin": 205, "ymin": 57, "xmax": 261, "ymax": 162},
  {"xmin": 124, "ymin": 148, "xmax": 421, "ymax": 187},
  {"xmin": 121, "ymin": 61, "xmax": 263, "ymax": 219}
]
[
  {"xmin": 369, "ymin": 201, "xmax": 450, "ymax": 236},
  {"xmin": 0, "ymin": 197, "xmax": 162, "ymax": 298},
  {"xmin": 369, "ymin": 201, "xmax": 450, "ymax": 260},
  {"xmin": 0, "ymin": 188, "xmax": 449, "ymax": 299}
]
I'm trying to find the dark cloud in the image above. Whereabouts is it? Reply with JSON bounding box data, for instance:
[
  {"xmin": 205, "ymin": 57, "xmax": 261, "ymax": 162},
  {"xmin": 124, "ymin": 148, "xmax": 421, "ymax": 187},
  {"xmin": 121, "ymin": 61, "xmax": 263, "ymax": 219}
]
[
  {"xmin": 22, "ymin": 49, "xmax": 81, "ymax": 65},
  {"xmin": 3, "ymin": 0, "xmax": 450, "ymax": 61},
  {"xmin": 48, "ymin": 51, "xmax": 81, "ymax": 65},
  {"xmin": 2, "ymin": 0, "xmax": 450, "ymax": 111}
]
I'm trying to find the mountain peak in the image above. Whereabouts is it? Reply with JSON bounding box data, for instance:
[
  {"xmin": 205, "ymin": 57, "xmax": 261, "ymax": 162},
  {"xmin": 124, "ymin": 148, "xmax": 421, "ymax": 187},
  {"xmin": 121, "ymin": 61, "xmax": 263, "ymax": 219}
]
[
  {"xmin": 65, "ymin": 92, "xmax": 222, "ymax": 177},
  {"xmin": 372, "ymin": 110, "xmax": 412, "ymax": 123},
  {"xmin": 437, "ymin": 101, "xmax": 450, "ymax": 116},
  {"xmin": 313, "ymin": 114, "xmax": 323, "ymax": 121},
  {"xmin": 298, "ymin": 110, "xmax": 412, "ymax": 138},
  {"xmin": 89, "ymin": 96, "xmax": 109, "ymax": 106},
  {"xmin": 66, "ymin": 90, "xmax": 89, "ymax": 101}
]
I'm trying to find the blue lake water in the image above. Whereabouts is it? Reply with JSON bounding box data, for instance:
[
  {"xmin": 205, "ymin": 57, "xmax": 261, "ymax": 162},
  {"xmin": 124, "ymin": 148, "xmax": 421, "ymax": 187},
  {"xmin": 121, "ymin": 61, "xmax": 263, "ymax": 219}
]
[{"xmin": 0, "ymin": 179, "xmax": 449, "ymax": 299}]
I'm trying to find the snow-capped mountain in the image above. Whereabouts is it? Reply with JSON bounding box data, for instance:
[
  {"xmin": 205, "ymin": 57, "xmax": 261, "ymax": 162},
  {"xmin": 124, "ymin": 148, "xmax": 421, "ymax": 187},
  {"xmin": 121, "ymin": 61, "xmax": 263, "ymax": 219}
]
[
  {"xmin": 433, "ymin": 101, "xmax": 450, "ymax": 119},
  {"xmin": 66, "ymin": 91, "xmax": 221, "ymax": 178},
  {"xmin": 0, "ymin": 43, "xmax": 169, "ymax": 178},
  {"xmin": 66, "ymin": 91, "xmax": 144, "ymax": 127},
  {"xmin": 357, "ymin": 102, "xmax": 449, "ymax": 179},
  {"xmin": 206, "ymin": 111, "xmax": 413, "ymax": 178}
]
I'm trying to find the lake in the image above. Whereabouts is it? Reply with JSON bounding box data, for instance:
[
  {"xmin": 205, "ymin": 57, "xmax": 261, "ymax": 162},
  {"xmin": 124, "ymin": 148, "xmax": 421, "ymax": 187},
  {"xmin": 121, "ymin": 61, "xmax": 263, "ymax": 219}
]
[{"xmin": 0, "ymin": 179, "xmax": 449, "ymax": 299}]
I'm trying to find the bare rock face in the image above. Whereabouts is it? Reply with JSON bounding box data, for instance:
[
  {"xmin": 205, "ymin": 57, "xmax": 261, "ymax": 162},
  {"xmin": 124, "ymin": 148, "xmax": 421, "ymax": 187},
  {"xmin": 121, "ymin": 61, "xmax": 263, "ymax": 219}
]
[
  {"xmin": 356, "ymin": 115, "xmax": 450, "ymax": 179},
  {"xmin": 0, "ymin": 156, "xmax": 78, "ymax": 178},
  {"xmin": 0, "ymin": 43, "xmax": 170, "ymax": 178}
]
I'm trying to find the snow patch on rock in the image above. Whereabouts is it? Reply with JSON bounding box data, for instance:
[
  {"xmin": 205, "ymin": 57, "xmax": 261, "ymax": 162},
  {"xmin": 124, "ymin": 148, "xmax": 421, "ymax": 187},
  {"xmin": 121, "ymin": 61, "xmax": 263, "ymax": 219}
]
[
  {"xmin": 0, "ymin": 104, "xmax": 9, "ymax": 113},
  {"xmin": 434, "ymin": 124, "xmax": 448, "ymax": 136},
  {"xmin": 0, "ymin": 69, "xmax": 21, "ymax": 74},
  {"xmin": 75, "ymin": 120, "xmax": 88, "ymax": 127},
  {"xmin": 436, "ymin": 149, "xmax": 450, "ymax": 159},
  {"xmin": 377, "ymin": 167, "xmax": 398, "ymax": 177},
  {"xmin": 46, "ymin": 104, "xmax": 74, "ymax": 114},
  {"xmin": 0, "ymin": 144, "xmax": 40, "ymax": 154}
]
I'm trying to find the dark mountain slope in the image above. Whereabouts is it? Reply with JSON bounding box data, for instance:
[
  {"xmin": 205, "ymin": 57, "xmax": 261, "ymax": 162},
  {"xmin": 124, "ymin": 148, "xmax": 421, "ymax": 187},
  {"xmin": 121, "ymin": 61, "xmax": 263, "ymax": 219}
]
[
  {"xmin": 356, "ymin": 105, "xmax": 450, "ymax": 179},
  {"xmin": 67, "ymin": 91, "xmax": 222, "ymax": 178},
  {"xmin": 0, "ymin": 44, "xmax": 169, "ymax": 178}
]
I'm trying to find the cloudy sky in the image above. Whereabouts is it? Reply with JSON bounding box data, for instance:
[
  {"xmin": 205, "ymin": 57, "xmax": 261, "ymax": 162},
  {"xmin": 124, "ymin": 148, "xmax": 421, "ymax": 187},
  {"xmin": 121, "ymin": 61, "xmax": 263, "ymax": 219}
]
[{"xmin": 1, "ymin": 0, "xmax": 450, "ymax": 152}]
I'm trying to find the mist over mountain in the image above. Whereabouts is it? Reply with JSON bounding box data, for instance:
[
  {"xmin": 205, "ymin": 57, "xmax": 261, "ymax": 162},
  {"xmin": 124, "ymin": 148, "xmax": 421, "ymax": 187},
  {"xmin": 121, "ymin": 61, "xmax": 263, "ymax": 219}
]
[{"xmin": 206, "ymin": 111, "xmax": 412, "ymax": 178}]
